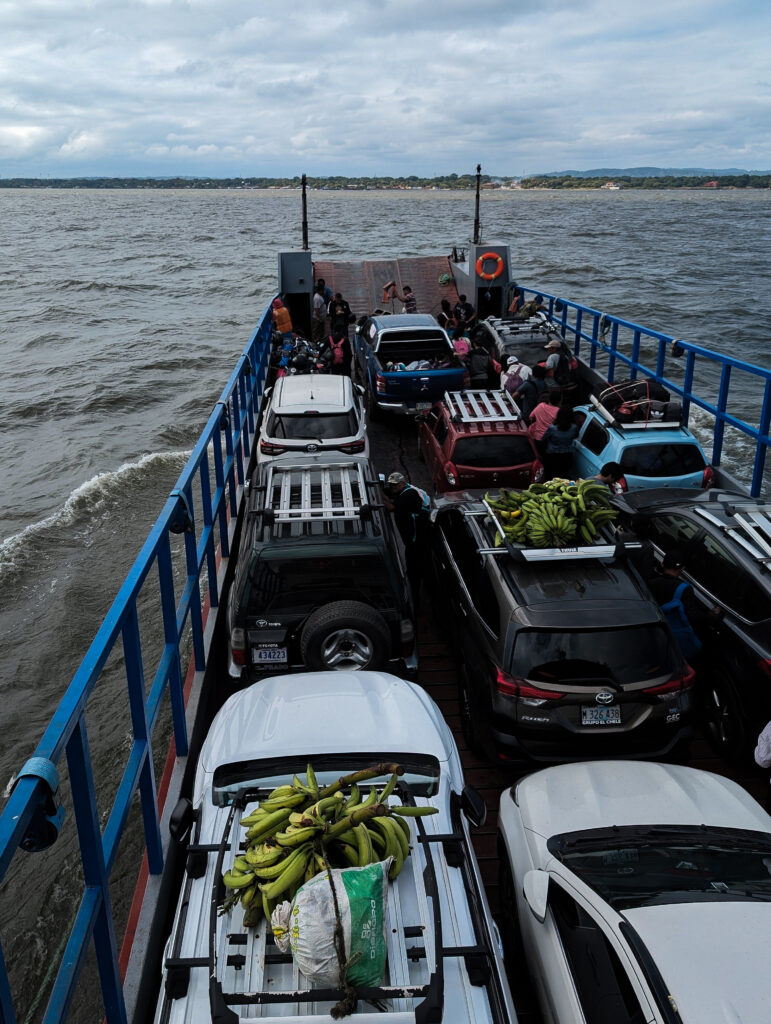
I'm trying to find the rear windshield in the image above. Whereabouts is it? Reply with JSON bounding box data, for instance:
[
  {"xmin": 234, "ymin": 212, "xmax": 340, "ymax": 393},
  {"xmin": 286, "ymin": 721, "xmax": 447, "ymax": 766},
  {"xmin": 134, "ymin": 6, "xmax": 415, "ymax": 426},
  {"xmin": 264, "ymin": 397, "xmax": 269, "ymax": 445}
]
[
  {"xmin": 453, "ymin": 435, "xmax": 534, "ymax": 468},
  {"xmin": 619, "ymin": 443, "xmax": 706, "ymax": 477},
  {"xmin": 266, "ymin": 411, "xmax": 358, "ymax": 440},
  {"xmin": 511, "ymin": 626, "xmax": 678, "ymax": 685},
  {"xmin": 247, "ymin": 554, "xmax": 393, "ymax": 616}
]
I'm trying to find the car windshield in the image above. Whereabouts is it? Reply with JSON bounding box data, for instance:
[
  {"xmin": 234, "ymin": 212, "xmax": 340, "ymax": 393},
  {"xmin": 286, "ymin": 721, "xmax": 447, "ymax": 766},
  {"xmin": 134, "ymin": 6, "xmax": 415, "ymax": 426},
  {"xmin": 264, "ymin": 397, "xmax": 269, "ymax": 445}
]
[
  {"xmin": 453, "ymin": 435, "xmax": 534, "ymax": 468},
  {"xmin": 267, "ymin": 411, "xmax": 358, "ymax": 440},
  {"xmin": 619, "ymin": 443, "xmax": 706, "ymax": 477},
  {"xmin": 212, "ymin": 753, "xmax": 440, "ymax": 806},
  {"xmin": 550, "ymin": 826, "xmax": 771, "ymax": 909},
  {"xmin": 512, "ymin": 626, "xmax": 677, "ymax": 685}
]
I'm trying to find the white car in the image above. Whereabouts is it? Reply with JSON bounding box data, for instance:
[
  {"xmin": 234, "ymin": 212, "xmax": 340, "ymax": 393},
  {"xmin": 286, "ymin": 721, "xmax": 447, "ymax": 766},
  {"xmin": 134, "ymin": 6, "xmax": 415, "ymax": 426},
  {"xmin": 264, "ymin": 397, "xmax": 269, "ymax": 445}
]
[
  {"xmin": 155, "ymin": 671, "xmax": 517, "ymax": 1024},
  {"xmin": 498, "ymin": 760, "xmax": 771, "ymax": 1023},
  {"xmin": 258, "ymin": 374, "xmax": 369, "ymax": 461}
]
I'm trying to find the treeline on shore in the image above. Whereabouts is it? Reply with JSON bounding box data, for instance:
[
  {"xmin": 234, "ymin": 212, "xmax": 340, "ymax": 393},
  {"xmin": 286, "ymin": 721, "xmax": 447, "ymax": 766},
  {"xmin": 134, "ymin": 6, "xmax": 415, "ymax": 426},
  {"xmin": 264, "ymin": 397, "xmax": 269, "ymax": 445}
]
[{"xmin": 0, "ymin": 173, "xmax": 769, "ymax": 190}]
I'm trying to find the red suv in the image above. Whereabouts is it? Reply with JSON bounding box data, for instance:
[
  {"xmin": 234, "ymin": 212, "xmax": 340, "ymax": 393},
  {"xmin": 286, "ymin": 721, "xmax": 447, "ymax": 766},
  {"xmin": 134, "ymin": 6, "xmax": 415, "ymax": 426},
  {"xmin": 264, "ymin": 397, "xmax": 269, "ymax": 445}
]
[{"xmin": 417, "ymin": 390, "xmax": 544, "ymax": 493}]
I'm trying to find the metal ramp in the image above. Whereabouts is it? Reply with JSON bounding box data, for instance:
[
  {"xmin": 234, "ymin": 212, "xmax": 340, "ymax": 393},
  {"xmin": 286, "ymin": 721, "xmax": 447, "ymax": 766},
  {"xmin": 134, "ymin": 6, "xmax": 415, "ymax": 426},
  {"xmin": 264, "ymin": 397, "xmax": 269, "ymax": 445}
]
[
  {"xmin": 444, "ymin": 390, "xmax": 521, "ymax": 423},
  {"xmin": 313, "ymin": 256, "xmax": 459, "ymax": 320},
  {"xmin": 694, "ymin": 506, "xmax": 771, "ymax": 565}
]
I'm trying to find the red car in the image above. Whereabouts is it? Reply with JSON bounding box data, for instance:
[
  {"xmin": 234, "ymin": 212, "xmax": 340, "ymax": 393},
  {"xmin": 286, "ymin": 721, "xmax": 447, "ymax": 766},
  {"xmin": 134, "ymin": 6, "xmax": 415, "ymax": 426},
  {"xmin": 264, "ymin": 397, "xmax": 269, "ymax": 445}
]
[{"xmin": 417, "ymin": 390, "xmax": 544, "ymax": 493}]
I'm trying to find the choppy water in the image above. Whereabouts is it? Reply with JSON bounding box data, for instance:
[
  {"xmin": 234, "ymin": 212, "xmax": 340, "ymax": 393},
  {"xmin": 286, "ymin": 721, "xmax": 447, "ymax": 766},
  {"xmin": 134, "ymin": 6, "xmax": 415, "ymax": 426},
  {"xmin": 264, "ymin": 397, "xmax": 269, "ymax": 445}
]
[{"xmin": 0, "ymin": 187, "xmax": 769, "ymax": 1020}]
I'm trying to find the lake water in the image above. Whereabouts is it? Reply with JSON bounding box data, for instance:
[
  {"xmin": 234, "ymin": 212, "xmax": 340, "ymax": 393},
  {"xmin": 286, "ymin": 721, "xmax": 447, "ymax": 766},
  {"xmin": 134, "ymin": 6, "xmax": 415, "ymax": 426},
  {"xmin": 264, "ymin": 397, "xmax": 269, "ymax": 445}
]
[{"xmin": 0, "ymin": 187, "xmax": 769, "ymax": 1020}]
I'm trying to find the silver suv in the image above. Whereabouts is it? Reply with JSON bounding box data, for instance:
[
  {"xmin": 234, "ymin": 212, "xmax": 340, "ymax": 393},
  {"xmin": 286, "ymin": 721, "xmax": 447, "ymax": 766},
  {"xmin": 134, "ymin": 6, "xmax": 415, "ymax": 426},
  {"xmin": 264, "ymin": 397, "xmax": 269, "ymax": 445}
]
[{"xmin": 258, "ymin": 374, "xmax": 368, "ymax": 461}]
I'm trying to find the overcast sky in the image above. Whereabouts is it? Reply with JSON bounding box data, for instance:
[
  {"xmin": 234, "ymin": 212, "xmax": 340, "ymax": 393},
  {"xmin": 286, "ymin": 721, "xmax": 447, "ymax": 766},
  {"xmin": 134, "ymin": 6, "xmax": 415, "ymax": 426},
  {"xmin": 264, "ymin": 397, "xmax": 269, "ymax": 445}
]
[{"xmin": 1, "ymin": 0, "xmax": 769, "ymax": 178}]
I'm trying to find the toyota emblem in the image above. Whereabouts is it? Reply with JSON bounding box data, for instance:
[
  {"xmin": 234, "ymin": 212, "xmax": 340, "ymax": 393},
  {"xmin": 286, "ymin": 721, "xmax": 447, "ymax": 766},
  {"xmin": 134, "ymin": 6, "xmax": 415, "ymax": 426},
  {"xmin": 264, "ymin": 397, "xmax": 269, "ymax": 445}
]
[
  {"xmin": 596, "ymin": 691, "xmax": 615, "ymax": 705},
  {"xmin": 305, "ymin": 443, "xmax": 319, "ymax": 452}
]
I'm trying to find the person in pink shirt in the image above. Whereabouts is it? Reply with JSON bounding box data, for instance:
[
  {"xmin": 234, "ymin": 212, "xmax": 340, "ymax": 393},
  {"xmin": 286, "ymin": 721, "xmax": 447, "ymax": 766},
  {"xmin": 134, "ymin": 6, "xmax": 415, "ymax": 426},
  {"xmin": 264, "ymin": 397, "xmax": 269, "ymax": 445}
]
[{"xmin": 528, "ymin": 392, "xmax": 561, "ymax": 454}]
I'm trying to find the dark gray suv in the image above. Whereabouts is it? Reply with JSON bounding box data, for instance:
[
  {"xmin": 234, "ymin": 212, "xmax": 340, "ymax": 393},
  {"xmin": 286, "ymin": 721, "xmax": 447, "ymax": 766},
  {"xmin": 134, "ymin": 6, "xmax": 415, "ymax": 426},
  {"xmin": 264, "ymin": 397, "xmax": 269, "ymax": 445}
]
[{"xmin": 429, "ymin": 496, "xmax": 694, "ymax": 763}]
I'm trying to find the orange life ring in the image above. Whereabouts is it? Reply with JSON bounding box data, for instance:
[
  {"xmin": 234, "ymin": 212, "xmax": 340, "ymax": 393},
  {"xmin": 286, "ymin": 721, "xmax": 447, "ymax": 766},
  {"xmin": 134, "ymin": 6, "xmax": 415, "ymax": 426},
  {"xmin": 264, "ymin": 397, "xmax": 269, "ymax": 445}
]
[{"xmin": 476, "ymin": 251, "xmax": 504, "ymax": 281}]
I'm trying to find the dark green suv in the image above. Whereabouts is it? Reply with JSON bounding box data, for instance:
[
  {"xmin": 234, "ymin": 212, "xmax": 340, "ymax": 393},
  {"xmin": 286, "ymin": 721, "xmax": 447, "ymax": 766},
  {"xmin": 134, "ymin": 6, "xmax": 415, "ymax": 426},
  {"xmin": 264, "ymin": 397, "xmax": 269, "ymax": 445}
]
[{"xmin": 227, "ymin": 457, "xmax": 417, "ymax": 679}]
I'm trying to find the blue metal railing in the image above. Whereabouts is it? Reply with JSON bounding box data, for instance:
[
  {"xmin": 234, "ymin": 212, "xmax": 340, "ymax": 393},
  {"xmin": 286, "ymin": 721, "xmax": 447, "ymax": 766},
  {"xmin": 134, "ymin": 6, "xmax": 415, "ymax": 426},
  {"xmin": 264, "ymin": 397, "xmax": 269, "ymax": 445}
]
[
  {"xmin": 521, "ymin": 289, "xmax": 771, "ymax": 497},
  {"xmin": 0, "ymin": 307, "xmax": 274, "ymax": 1024}
]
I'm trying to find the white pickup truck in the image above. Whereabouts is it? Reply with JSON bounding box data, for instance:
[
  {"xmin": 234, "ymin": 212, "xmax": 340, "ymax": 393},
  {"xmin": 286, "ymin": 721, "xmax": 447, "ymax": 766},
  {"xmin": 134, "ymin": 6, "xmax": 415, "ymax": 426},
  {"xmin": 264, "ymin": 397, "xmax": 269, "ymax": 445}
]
[{"xmin": 154, "ymin": 671, "xmax": 516, "ymax": 1024}]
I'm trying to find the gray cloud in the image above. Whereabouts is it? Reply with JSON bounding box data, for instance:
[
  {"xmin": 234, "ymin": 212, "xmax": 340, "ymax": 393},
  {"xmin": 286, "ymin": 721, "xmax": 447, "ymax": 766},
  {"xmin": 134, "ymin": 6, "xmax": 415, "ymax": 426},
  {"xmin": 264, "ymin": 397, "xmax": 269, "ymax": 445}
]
[{"xmin": 0, "ymin": 0, "xmax": 768, "ymax": 176}]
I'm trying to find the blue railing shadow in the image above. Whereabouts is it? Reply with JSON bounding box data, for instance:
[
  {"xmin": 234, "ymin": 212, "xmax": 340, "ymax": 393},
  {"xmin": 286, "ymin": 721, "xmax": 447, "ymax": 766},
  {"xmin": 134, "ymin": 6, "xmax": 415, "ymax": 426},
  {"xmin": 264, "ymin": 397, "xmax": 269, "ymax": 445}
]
[
  {"xmin": 0, "ymin": 308, "xmax": 274, "ymax": 1024},
  {"xmin": 521, "ymin": 289, "xmax": 771, "ymax": 497}
]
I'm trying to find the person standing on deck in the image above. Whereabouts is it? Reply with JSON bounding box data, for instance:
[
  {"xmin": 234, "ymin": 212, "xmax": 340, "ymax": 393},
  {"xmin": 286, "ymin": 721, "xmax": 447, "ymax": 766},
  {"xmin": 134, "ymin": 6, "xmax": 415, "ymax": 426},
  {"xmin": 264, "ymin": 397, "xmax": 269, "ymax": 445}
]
[
  {"xmin": 312, "ymin": 283, "xmax": 327, "ymax": 345},
  {"xmin": 390, "ymin": 284, "xmax": 418, "ymax": 313},
  {"xmin": 453, "ymin": 294, "xmax": 476, "ymax": 329},
  {"xmin": 383, "ymin": 471, "xmax": 430, "ymax": 611},
  {"xmin": 329, "ymin": 292, "xmax": 355, "ymax": 338},
  {"xmin": 272, "ymin": 298, "xmax": 293, "ymax": 346}
]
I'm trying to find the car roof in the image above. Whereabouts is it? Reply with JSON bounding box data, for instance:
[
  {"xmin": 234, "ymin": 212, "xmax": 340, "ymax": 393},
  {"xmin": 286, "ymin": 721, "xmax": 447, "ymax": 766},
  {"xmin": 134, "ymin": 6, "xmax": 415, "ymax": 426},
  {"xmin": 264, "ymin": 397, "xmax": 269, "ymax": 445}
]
[
  {"xmin": 271, "ymin": 374, "xmax": 352, "ymax": 412},
  {"xmin": 198, "ymin": 672, "xmax": 454, "ymax": 777},
  {"xmin": 622, "ymin": 903, "xmax": 771, "ymax": 1023},
  {"xmin": 511, "ymin": 760, "xmax": 771, "ymax": 840},
  {"xmin": 615, "ymin": 486, "xmax": 763, "ymax": 515},
  {"xmin": 576, "ymin": 406, "xmax": 704, "ymax": 446},
  {"xmin": 368, "ymin": 313, "xmax": 439, "ymax": 329}
]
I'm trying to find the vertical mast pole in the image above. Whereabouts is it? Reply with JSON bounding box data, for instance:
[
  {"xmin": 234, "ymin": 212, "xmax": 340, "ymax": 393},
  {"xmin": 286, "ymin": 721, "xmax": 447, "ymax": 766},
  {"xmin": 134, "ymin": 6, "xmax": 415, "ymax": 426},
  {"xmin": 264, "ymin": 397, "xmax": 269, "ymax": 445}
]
[
  {"xmin": 473, "ymin": 163, "xmax": 481, "ymax": 245},
  {"xmin": 301, "ymin": 173, "xmax": 309, "ymax": 250}
]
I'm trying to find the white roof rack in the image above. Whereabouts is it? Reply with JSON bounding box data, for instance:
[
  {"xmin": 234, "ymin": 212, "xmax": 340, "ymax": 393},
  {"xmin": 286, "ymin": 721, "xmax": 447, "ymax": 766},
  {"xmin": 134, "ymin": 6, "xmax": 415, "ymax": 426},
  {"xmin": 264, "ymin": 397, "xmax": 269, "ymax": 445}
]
[
  {"xmin": 262, "ymin": 461, "xmax": 369, "ymax": 521},
  {"xmin": 444, "ymin": 389, "xmax": 521, "ymax": 423},
  {"xmin": 694, "ymin": 506, "xmax": 771, "ymax": 565}
]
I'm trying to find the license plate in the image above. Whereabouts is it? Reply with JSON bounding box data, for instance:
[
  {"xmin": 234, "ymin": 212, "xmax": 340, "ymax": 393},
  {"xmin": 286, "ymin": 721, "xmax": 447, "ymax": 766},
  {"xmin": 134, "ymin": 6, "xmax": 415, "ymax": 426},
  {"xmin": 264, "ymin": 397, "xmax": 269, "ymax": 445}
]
[
  {"xmin": 253, "ymin": 647, "xmax": 288, "ymax": 665},
  {"xmin": 581, "ymin": 706, "xmax": 621, "ymax": 726},
  {"xmin": 416, "ymin": 402, "xmax": 432, "ymax": 411}
]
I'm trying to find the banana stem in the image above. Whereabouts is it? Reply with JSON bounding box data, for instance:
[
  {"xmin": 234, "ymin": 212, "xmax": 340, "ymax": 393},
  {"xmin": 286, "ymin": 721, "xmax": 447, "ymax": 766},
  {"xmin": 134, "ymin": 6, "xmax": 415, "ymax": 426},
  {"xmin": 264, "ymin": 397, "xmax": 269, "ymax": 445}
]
[
  {"xmin": 316, "ymin": 764, "xmax": 403, "ymax": 800},
  {"xmin": 325, "ymin": 802, "xmax": 387, "ymax": 838}
]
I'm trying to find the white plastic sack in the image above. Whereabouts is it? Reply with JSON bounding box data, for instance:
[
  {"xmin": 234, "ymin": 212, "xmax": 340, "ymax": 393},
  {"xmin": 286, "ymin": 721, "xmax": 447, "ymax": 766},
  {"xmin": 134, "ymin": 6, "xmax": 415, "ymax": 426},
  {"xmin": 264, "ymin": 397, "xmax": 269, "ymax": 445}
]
[{"xmin": 271, "ymin": 859, "xmax": 391, "ymax": 988}]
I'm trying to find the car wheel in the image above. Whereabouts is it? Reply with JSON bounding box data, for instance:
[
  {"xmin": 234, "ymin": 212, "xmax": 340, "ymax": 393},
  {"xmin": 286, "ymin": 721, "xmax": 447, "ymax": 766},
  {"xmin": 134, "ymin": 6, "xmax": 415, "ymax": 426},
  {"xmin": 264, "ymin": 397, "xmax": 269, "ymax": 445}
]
[
  {"xmin": 459, "ymin": 665, "xmax": 489, "ymax": 757},
  {"xmin": 702, "ymin": 667, "xmax": 746, "ymax": 761},
  {"xmin": 300, "ymin": 601, "xmax": 391, "ymax": 671}
]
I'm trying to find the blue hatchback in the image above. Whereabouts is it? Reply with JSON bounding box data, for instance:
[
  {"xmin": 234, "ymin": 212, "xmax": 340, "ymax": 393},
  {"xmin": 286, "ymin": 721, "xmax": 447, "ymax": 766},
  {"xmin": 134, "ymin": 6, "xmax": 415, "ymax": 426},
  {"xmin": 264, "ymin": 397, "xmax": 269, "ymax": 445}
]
[{"xmin": 572, "ymin": 403, "xmax": 714, "ymax": 490}]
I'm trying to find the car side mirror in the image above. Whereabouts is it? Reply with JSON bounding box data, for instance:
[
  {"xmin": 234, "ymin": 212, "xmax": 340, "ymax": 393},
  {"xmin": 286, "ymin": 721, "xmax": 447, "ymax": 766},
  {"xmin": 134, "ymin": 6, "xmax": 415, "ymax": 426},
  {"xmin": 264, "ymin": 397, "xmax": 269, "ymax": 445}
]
[
  {"xmin": 460, "ymin": 785, "xmax": 487, "ymax": 828},
  {"xmin": 169, "ymin": 797, "xmax": 194, "ymax": 847},
  {"xmin": 355, "ymin": 384, "xmax": 365, "ymax": 395},
  {"xmin": 522, "ymin": 869, "xmax": 549, "ymax": 922}
]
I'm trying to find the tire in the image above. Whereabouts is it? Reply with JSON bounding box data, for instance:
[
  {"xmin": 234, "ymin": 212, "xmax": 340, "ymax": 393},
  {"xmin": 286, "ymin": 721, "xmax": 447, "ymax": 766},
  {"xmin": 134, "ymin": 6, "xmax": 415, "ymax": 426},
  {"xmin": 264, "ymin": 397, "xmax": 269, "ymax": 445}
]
[
  {"xmin": 300, "ymin": 601, "xmax": 391, "ymax": 672},
  {"xmin": 701, "ymin": 666, "xmax": 747, "ymax": 761}
]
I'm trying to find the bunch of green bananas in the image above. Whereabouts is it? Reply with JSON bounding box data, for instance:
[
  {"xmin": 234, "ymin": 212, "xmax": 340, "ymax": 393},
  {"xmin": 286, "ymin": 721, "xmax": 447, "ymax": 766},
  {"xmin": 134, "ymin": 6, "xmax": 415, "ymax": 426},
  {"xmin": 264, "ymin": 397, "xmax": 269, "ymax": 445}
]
[
  {"xmin": 485, "ymin": 478, "xmax": 618, "ymax": 548},
  {"xmin": 220, "ymin": 763, "xmax": 437, "ymax": 929}
]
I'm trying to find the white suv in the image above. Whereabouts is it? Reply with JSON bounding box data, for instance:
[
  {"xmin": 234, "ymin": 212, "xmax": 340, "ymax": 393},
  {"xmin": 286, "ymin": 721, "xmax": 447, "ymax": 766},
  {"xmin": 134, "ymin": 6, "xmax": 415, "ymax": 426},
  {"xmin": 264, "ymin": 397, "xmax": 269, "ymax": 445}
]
[{"xmin": 258, "ymin": 374, "xmax": 368, "ymax": 461}]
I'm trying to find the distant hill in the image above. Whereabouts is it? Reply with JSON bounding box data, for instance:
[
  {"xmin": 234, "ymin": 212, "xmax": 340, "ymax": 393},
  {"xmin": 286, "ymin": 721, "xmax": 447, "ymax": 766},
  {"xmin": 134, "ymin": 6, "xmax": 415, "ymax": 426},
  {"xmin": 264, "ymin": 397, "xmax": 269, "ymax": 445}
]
[{"xmin": 538, "ymin": 167, "xmax": 767, "ymax": 178}]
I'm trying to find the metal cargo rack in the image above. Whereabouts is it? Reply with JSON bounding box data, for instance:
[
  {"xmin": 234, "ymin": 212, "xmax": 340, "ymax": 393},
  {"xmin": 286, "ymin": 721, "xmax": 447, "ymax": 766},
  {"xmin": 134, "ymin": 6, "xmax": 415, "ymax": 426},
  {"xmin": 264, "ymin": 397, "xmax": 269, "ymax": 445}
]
[
  {"xmin": 161, "ymin": 782, "xmax": 512, "ymax": 1024},
  {"xmin": 588, "ymin": 393, "xmax": 682, "ymax": 431},
  {"xmin": 444, "ymin": 390, "xmax": 522, "ymax": 424},
  {"xmin": 470, "ymin": 498, "xmax": 638, "ymax": 563},
  {"xmin": 694, "ymin": 505, "xmax": 771, "ymax": 567},
  {"xmin": 249, "ymin": 461, "xmax": 381, "ymax": 538}
]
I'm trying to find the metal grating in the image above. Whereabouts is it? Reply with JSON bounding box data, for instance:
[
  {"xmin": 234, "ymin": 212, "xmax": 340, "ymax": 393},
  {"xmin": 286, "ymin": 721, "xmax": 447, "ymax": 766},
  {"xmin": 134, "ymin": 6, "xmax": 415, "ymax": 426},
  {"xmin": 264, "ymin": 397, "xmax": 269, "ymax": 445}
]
[
  {"xmin": 263, "ymin": 461, "xmax": 368, "ymax": 521},
  {"xmin": 444, "ymin": 389, "xmax": 521, "ymax": 423}
]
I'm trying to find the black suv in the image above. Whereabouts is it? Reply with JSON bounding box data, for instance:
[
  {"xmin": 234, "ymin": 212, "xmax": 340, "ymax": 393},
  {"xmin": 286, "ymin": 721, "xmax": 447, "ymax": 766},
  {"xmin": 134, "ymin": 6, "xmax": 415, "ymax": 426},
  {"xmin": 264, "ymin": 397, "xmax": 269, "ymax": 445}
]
[
  {"xmin": 612, "ymin": 488, "xmax": 771, "ymax": 758},
  {"xmin": 227, "ymin": 457, "xmax": 417, "ymax": 679},
  {"xmin": 429, "ymin": 496, "xmax": 694, "ymax": 763}
]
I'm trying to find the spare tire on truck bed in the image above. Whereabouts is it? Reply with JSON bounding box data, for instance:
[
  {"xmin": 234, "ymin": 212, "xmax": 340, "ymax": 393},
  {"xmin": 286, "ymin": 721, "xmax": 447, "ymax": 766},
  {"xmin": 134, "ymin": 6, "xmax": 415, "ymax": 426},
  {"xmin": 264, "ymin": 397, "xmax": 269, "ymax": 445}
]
[{"xmin": 300, "ymin": 601, "xmax": 391, "ymax": 671}]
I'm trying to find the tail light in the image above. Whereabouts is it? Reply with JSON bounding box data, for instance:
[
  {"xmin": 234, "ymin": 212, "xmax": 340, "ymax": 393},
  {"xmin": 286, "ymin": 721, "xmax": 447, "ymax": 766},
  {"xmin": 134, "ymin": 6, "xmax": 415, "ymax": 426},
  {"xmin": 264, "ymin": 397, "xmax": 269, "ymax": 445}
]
[
  {"xmin": 758, "ymin": 658, "xmax": 771, "ymax": 680},
  {"xmin": 702, "ymin": 465, "xmax": 715, "ymax": 489},
  {"xmin": 532, "ymin": 460, "xmax": 545, "ymax": 483},
  {"xmin": 444, "ymin": 461, "xmax": 457, "ymax": 485},
  {"xmin": 230, "ymin": 627, "xmax": 247, "ymax": 667},
  {"xmin": 495, "ymin": 666, "xmax": 564, "ymax": 702},
  {"xmin": 338, "ymin": 439, "xmax": 366, "ymax": 454},
  {"xmin": 260, "ymin": 440, "xmax": 287, "ymax": 456},
  {"xmin": 643, "ymin": 663, "xmax": 696, "ymax": 696},
  {"xmin": 375, "ymin": 372, "xmax": 386, "ymax": 394}
]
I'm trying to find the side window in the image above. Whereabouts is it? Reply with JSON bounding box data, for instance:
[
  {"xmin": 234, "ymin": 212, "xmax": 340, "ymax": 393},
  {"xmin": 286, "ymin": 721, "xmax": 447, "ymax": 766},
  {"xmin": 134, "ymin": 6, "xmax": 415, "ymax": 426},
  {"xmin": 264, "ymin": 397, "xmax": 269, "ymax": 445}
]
[
  {"xmin": 549, "ymin": 885, "xmax": 647, "ymax": 1024},
  {"xmin": 438, "ymin": 513, "xmax": 500, "ymax": 636},
  {"xmin": 581, "ymin": 418, "xmax": 610, "ymax": 456},
  {"xmin": 687, "ymin": 534, "xmax": 771, "ymax": 621},
  {"xmin": 433, "ymin": 416, "xmax": 449, "ymax": 446},
  {"xmin": 641, "ymin": 514, "xmax": 700, "ymax": 553}
]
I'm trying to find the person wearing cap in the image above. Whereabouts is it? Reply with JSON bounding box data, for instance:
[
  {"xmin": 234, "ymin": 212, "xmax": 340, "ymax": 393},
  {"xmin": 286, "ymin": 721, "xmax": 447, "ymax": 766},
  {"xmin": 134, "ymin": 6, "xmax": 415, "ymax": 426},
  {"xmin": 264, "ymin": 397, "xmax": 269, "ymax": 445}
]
[
  {"xmin": 383, "ymin": 472, "xmax": 430, "ymax": 609},
  {"xmin": 272, "ymin": 298, "xmax": 293, "ymax": 345},
  {"xmin": 500, "ymin": 352, "xmax": 531, "ymax": 395}
]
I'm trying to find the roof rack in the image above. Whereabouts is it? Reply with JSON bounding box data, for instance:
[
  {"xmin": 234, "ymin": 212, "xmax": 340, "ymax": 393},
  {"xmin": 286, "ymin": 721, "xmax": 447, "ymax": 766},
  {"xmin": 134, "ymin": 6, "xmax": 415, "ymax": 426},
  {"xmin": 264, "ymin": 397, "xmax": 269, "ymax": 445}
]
[
  {"xmin": 589, "ymin": 394, "xmax": 681, "ymax": 431},
  {"xmin": 474, "ymin": 498, "xmax": 634, "ymax": 562},
  {"xmin": 159, "ymin": 779, "xmax": 512, "ymax": 1024},
  {"xmin": 693, "ymin": 506, "xmax": 771, "ymax": 566},
  {"xmin": 444, "ymin": 389, "xmax": 521, "ymax": 423},
  {"xmin": 259, "ymin": 461, "xmax": 371, "ymax": 522}
]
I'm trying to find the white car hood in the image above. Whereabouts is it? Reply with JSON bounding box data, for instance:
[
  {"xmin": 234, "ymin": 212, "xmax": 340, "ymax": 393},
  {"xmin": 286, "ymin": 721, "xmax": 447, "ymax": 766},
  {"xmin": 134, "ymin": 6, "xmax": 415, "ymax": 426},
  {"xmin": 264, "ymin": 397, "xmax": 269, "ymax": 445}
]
[
  {"xmin": 623, "ymin": 901, "xmax": 771, "ymax": 1022},
  {"xmin": 198, "ymin": 671, "xmax": 453, "ymax": 779},
  {"xmin": 515, "ymin": 761, "xmax": 771, "ymax": 838}
]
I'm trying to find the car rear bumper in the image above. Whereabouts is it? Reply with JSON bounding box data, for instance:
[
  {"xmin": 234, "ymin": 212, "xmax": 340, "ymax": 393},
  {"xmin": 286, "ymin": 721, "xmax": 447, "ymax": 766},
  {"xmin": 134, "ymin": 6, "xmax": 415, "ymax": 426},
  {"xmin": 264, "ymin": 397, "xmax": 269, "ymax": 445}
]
[{"xmin": 490, "ymin": 720, "xmax": 693, "ymax": 764}]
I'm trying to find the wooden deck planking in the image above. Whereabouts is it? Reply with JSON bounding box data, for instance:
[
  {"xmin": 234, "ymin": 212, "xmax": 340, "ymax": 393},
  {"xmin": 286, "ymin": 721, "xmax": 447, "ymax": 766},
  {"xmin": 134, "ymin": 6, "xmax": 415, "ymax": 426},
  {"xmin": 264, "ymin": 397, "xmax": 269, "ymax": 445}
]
[{"xmin": 313, "ymin": 256, "xmax": 459, "ymax": 319}]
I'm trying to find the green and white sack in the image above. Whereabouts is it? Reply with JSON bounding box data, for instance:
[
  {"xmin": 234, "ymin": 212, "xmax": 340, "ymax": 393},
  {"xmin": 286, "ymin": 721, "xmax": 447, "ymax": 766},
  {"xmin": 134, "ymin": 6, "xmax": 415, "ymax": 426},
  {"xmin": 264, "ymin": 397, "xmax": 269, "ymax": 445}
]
[{"xmin": 272, "ymin": 859, "xmax": 391, "ymax": 987}]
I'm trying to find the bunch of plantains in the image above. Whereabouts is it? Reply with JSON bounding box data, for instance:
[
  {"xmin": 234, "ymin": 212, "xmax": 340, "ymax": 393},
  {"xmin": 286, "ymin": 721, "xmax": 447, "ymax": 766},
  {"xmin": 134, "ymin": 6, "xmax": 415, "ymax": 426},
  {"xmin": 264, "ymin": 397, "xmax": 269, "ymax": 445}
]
[
  {"xmin": 485, "ymin": 478, "xmax": 618, "ymax": 547},
  {"xmin": 220, "ymin": 763, "xmax": 437, "ymax": 928}
]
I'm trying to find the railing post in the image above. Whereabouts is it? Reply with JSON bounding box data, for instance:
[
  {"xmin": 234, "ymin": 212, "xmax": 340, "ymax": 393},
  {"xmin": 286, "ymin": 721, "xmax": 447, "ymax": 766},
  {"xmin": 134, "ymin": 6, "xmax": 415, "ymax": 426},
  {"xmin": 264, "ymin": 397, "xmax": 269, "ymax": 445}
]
[
  {"xmin": 199, "ymin": 454, "xmax": 219, "ymax": 611},
  {"xmin": 212, "ymin": 413, "xmax": 230, "ymax": 560},
  {"xmin": 156, "ymin": 533, "xmax": 188, "ymax": 759},
  {"xmin": 608, "ymin": 323, "xmax": 619, "ymax": 382},
  {"xmin": 630, "ymin": 330, "xmax": 641, "ymax": 381},
  {"xmin": 181, "ymin": 485, "xmax": 206, "ymax": 673},
  {"xmin": 589, "ymin": 313, "xmax": 599, "ymax": 370},
  {"xmin": 712, "ymin": 364, "xmax": 732, "ymax": 468},
  {"xmin": 751, "ymin": 379, "xmax": 771, "ymax": 498},
  {"xmin": 682, "ymin": 351, "xmax": 696, "ymax": 425},
  {"xmin": 573, "ymin": 309, "xmax": 582, "ymax": 358}
]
